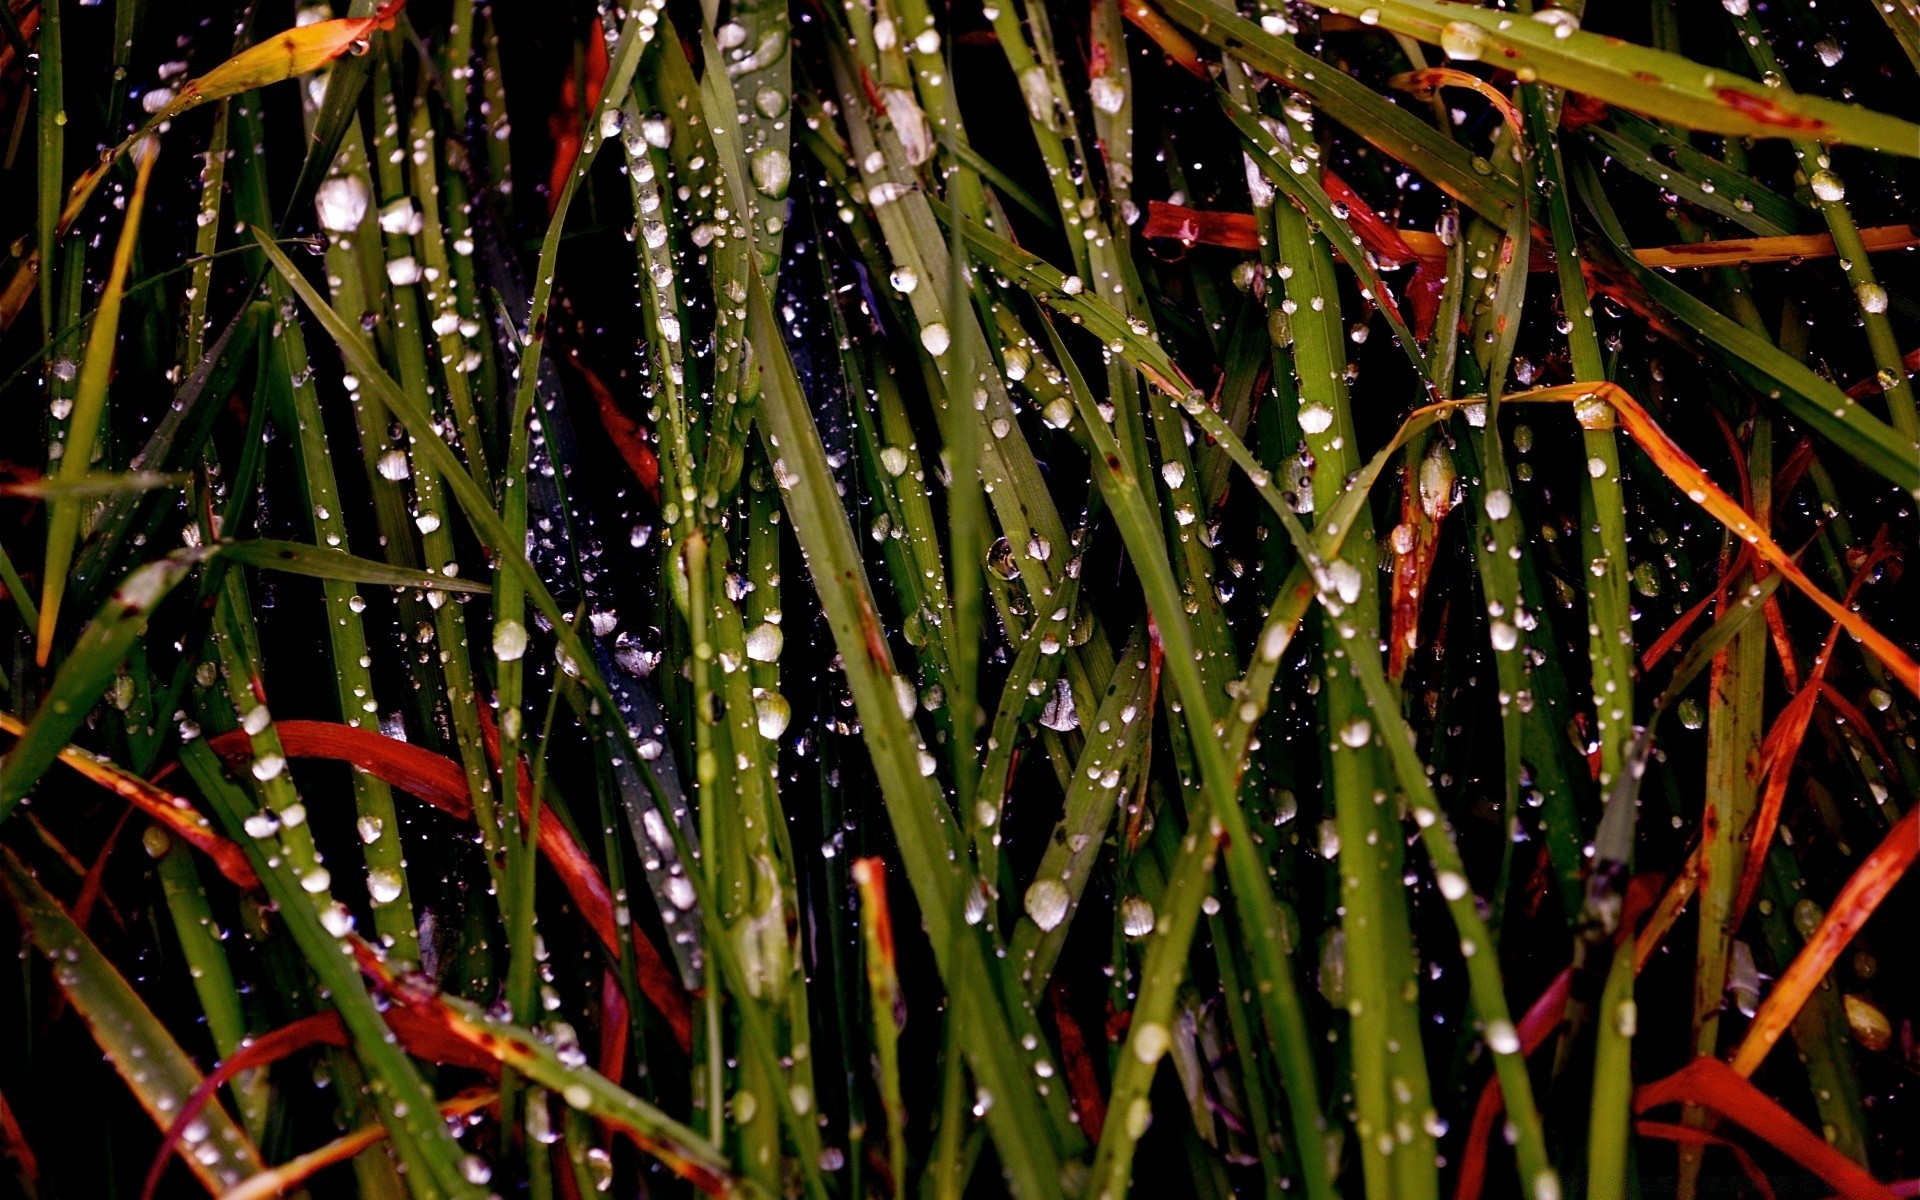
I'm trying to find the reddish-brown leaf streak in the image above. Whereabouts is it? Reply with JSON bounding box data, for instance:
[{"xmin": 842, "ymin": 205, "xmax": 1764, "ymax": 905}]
[{"xmin": 1715, "ymin": 87, "xmax": 1829, "ymax": 132}]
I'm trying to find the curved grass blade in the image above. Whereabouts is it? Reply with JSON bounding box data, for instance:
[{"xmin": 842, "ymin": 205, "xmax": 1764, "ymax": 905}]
[
  {"xmin": 1519, "ymin": 383, "xmax": 1919, "ymax": 696},
  {"xmin": 1, "ymin": 845, "xmax": 264, "ymax": 1196}
]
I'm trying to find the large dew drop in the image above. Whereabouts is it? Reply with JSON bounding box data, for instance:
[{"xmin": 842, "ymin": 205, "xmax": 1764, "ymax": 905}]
[
  {"xmin": 1121, "ymin": 896, "xmax": 1156, "ymax": 938},
  {"xmin": 1439, "ymin": 20, "xmax": 1488, "ymax": 60},
  {"xmin": 315, "ymin": 176, "xmax": 369, "ymax": 233},
  {"xmin": 1024, "ymin": 878, "xmax": 1070, "ymax": 931},
  {"xmin": 755, "ymin": 693, "xmax": 790, "ymax": 739},
  {"xmin": 368, "ymin": 867, "xmax": 405, "ymax": 904},
  {"xmin": 1131, "ymin": 1021, "xmax": 1171, "ymax": 1064},
  {"xmin": 493, "ymin": 620, "xmax": 529, "ymax": 662},
  {"xmin": 751, "ymin": 147, "xmax": 791, "ymax": 199},
  {"xmin": 745, "ymin": 621, "xmax": 784, "ymax": 662}
]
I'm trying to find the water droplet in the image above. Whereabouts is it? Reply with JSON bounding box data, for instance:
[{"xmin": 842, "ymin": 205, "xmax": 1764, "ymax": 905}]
[
  {"xmin": 315, "ymin": 176, "xmax": 369, "ymax": 233},
  {"xmin": 1131, "ymin": 1021, "xmax": 1170, "ymax": 1064},
  {"xmin": 751, "ymin": 147, "xmax": 791, "ymax": 199},
  {"xmin": 1531, "ymin": 7, "xmax": 1578, "ymax": 37},
  {"xmin": 493, "ymin": 620, "xmax": 529, "ymax": 662},
  {"xmin": 1038, "ymin": 678, "xmax": 1078, "ymax": 732},
  {"xmin": 1024, "ymin": 878, "xmax": 1070, "ymax": 931},
  {"xmin": 1843, "ymin": 994, "xmax": 1892, "ymax": 1050},
  {"xmin": 1485, "ymin": 1019, "xmax": 1520, "ymax": 1054},
  {"xmin": 745, "ymin": 621, "xmax": 784, "ymax": 662},
  {"xmin": 1613, "ymin": 999, "xmax": 1638, "ymax": 1037},
  {"xmin": 755, "ymin": 692, "xmax": 790, "ymax": 739},
  {"xmin": 385, "ymin": 256, "xmax": 422, "ymax": 286},
  {"xmin": 378, "ymin": 199, "xmax": 421, "ymax": 236},
  {"xmin": 1440, "ymin": 20, "xmax": 1488, "ymax": 60},
  {"xmin": 362, "ymin": 867, "xmax": 404, "ymax": 905}
]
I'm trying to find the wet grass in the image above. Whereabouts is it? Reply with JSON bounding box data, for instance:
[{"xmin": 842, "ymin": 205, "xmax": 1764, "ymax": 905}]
[{"xmin": 0, "ymin": 0, "xmax": 1917, "ymax": 1197}]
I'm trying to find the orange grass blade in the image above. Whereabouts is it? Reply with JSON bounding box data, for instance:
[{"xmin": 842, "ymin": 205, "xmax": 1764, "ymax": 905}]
[
  {"xmin": 1518, "ymin": 383, "xmax": 1920, "ymax": 699},
  {"xmin": 1728, "ymin": 802, "xmax": 1920, "ymax": 1077},
  {"xmin": 218, "ymin": 1090, "xmax": 498, "ymax": 1200},
  {"xmin": 1389, "ymin": 68, "xmax": 1523, "ymax": 142},
  {"xmin": 1635, "ymin": 224, "xmax": 1920, "ymax": 268},
  {"xmin": 1117, "ymin": 0, "xmax": 1206, "ymax": 76},
  {"xmin": 0, "ymin": 712, "xmax": 258, "ymax": 889},
  {"xmin": 53, "ymin": 1, "xmax": 407, "ymax": 244},
  {"xmin": 1725, "ymin": 532, "xmax": 1891, "ymax": 928}
]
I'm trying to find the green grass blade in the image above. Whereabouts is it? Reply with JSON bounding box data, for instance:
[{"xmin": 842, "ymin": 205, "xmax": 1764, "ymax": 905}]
[
  {"xmin": 1, "ymin": 550, "xmax": 204, "ymax": 821},
  {"xmin": 35, "ymin": 141, "xmax": 158, "ymax": 665},
  {"xmin": 2, "ymin": 846, "xmax": 264, "ymax": 1194},
  {"xmin": 1302, "ymin": 0, "xmax": 1920, "ymax": 153}
]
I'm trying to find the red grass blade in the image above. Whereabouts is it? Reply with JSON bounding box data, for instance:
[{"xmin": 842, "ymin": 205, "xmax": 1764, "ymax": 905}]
[
  {"xmin": 0, "ymin": 713, "xmax": 257, "ymax": 890},
  {"xmin": 202, "ymin": 722, "xmax": 692, "ymax": 1049},
  {"xmin": 1453, "ymin": 874, "xmax": 1664, "ymax": 1200},
  {"xmin": 142, "ymin": 1013, "xmax": 352, "ymax": 1200},
  {"xmin": 1631, "ymin": 1121, "xmax": 1777, "ymax": 1200},
  {"xmin": 1634, "ymin": 1058, "xmax": 1895, "ymax": 1198}
]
